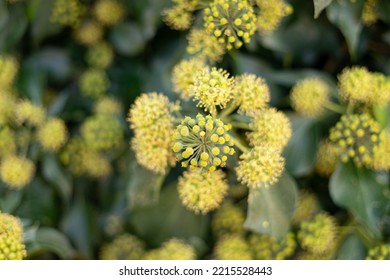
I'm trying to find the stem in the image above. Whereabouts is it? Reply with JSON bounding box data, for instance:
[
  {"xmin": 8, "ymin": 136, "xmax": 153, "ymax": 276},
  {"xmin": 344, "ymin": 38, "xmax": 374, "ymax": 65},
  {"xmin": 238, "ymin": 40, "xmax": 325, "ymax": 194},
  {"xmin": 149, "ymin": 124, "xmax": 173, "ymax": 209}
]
[
  {"xmin": 219, "ymin": 102, "xmax": 238, "ymax": 119},
  {"xmin": 230, "ymin": 134, "xmax": 250, "ymax": 153},
  {"xmin": 323, "ymin": 101, "xmax": 346, "ymax": 114},
  {"xmin": 230, "ymin": 121, "xmax": 252, "ymax": 131},
  {"xmin": 346, "ymin": 102, "xmax": 354, "ymax": 115}
]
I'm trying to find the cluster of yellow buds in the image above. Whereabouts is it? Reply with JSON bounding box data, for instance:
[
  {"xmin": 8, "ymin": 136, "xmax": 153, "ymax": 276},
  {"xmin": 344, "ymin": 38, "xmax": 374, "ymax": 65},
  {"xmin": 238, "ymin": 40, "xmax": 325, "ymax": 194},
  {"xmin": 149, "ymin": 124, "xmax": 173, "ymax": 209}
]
[
  {"xmin": 0, "ymin": 212, "xmax": 27, "ymax": 260},
  {"xmin": 143, "ymin": 238, "xmax": 196, "ymax": 260},
  {"xmin": 329, "ymin": 114, "xmax": 382, "ymax": 167},
  {"xmin": 366, "ymin": 244, "xmax": 390, "ymax": 260},
  {"xmin": 100, "ymin": 234, "xmax": 145, "ymax": 260},
  {"xmin": 211, "ymin": 201, "xmax": 245, "ymax": 238},
  {"xmin": 248, "ymin": 232, "xmax": 296, "ymax": 260},
  {"xmin": 214, "ymin": 234, "xmax": 252, "ymax": 260},
  {"xmin": 172, "ymin": 114, "xmax": 235, "ymax": 172}
]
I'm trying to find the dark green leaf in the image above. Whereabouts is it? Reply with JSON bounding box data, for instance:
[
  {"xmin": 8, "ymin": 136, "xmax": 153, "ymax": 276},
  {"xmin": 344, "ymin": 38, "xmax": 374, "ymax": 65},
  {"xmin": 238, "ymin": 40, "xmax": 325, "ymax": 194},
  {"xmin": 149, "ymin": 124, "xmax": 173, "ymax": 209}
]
[
  {"xmin": 42, "ymin": 153, "xmax": 72, "ymax": 203},
  {"xmin": 313, "ymin": 0, "xmax": 334, "ymax": 18},
  {"xmin": 110, "ymin": 22, "xmax": 146, "ymax": 56},
  {"xmin": 283, "ymin": 116, "xmax": 320, "ymax": 177},
  {"xmin": 329, "ymin": 162, "xmax": 389, "ymax": 239},
  {"xmin": 0, "ymin": 190, "xmax": 23, "ymax": 213},
  {"xmin": 326, "ymin": 0, "xmax": 363, "ymax": 60},
  {"xmin": 0, "ymin": 4, "xmax": 28, "ymax": 52},
  {"xmin": 336, "ymin": 233, "xmax": 367, "ymax": 259},
  {"xmin": 130, "ymin": 184, "xmax": 209, "ymax": 247},
  {"xmin": 244, "ymin": 172, "xmax": 298, "ymax": 239},
  {"xmin": 33, "ymin": 227, "xmax": 75, "ymax": 259}
]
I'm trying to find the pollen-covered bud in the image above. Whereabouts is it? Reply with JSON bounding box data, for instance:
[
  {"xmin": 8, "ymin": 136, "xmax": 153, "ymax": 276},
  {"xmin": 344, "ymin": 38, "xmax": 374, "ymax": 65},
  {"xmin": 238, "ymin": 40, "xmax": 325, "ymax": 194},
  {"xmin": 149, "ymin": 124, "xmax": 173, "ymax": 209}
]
[
  {"xmin": 315, "ymin": 141, "xmax": 339, "ymax": 177},
  {"xmin": 178, "ymin": 169, "xmax": 228, "ymax": 215},
  {"xmin": 0, "ymin": 235, "xmax": 26, "ymax": 260},
  {"xmin": 173, "ymin": 114, "xmax": 235, "ymax": 172},
  {"xmin": 93, "ymin": 0, "xmax": 125, "ymax": 26},
  {"xmin": 94, "ymin": 97, "xmax": 122, "ymax": 116},
  {"xmin": 73, "ymin": 20, "xmax": 103, "ymax": 46},
  {"xmin": 248, "ymin": 232, "xmax": 296, "ymax": 260},
  {"xmin": 143, "ymin": 238, "xmax": 196, "ymax": 260},
  {"xmin": 51, "ymin": 0, "xmax": 85, "ymax": 27},
  {"xmin": 37, "ymin": 118, "xmax": 68, "ymax": 152},
  {"xmin": 212, "ymin": 202, "xmax": 245, "ymax": 238},
  {"xmin": 0, "ymin": 156, "xmax": 35, "ymax": 189},
  {"xmin": 79, "ymin": 69, "xmax": 109, "ymax": 99},
  {"xmin": 16, "ymin": 100, "xmax": 46, "ymax": 127},
  {"xmin": 256, "ymin": 0, "xmax": 293, "ymax": 33},
  {"xmin": 292, "ymin": 191, "xmax": 320, "ymax": 226},
  {"xmin": 233, "ymin": 74, "xmax": 270, "ymax": 115},
  {"xmin": 81, "ymin": 115, "xmax": 123, "ymax": 152},
  {"xmin": 329, "ymin": 114, "xmax": 382, "ymax": 167},
  {"xmin": 0, "ymin": 212, "xmax": 24, "ymax": 241},
  {"xmin": 162, "ymin": 3, "xmax": 195, "ymax": 31},
  {"xmin": 369, "ymin": 131, "xmax": 390, "ymax": 171},
  {"xmin": 100, "ymin": 234, "xmax": 145, "ymax": 260},
  {"xmin": 214, "ymin": 235, "xmax": 252, "ymax": 260},
  {"xmin": 172, "ymin": 58, "xmax": 208, "ymax": 101},
  {"xmin": 290, "ymin": 78, "xmax": 330, "ymax": 117},
  {"xmin": 0, "ymin": 55, "xmax": 18, "ymax": 88},
  {"xmin": 247, "ymin": 108, "xmax": 292, "ymax": 151},
  {"xmin": 204, "ymin": 0, "xmax": 257, "ymax": 50},
  {"xmin": 297, "ymin": 213, "xmax": 337, "ymax": 255},
  {"xmin": 366, "ymin": 244, "xmax": 390, "ymax": 260},
  {"xmin": 86, "ymin": 41, "xmax": 114, "ymax": 69},
  {"xmin": 192, "ymin": 67, "xmax": 234, "ymax": 115},
  {"xmin": 338, "ymin": 67, "xmax": 375, "ymax": 105},
  {"xmin": 187, "ymin": 28, "xmax": 226, "ymax": 63},
  {"xmin": 236, "ymin": 146, "xmax": 285, "ymax": 188},
  {"xmin": 0, "ymin": 127, "xmax": 16, "ymax": 159}
]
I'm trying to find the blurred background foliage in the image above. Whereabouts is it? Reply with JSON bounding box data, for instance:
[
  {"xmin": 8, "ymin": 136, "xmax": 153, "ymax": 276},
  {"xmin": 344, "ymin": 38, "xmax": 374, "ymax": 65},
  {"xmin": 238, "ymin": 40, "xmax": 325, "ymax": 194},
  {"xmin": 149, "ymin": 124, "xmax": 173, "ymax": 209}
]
[{"xmin": 0, "ymin": 0, "xmax": 389, "ymax": 260}]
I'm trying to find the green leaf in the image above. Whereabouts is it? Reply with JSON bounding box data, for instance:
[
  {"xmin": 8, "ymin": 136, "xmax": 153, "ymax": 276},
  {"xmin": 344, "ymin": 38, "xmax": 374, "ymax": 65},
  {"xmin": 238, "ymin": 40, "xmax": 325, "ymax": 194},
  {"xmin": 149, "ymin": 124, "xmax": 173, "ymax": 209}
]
[
  {"xmin": 313, "ymin": 0, "xmax": 333, "ymax": 18},
  {"xmin": 326, "ymin": 0, "xmax": 363, "ymax": 60},
  {"xmin": 130, "ymin": 184, "xmax": 209, "ymax": 247},
  {"xmin": 283, "ymin": 116, "xmax": 320, "ymax": 177},
  {"xmin": 0, "ymin": 190, "xmax": 23, "ymax": 213},
  {"xmin": 110, "ymin": 22, "xmax": 146, "ymax": 56},
  {"xmin": 329, "ymin": 162, "xmax": 389, "ymax": 239},
  {"xmin": 0, "ymin": 4, "xmax": 28, "ymax": 52},
  {"xmin": 244, "ymin": 172, "xmax": 298, "ymax": 240},
  {"xmin": 378, "ymin": 0, "xmax": 390, "ymax": 24},
  {"xmin": 336, "ymin": 233, "xmax": 367, "ymax": 260},
  {"xmin": 41, "ymin": 153, "xmax": 72, "ymax": 203},
  {"xmin": 32, "ymin": 227, "xmax": 75, "ymax": 259}
]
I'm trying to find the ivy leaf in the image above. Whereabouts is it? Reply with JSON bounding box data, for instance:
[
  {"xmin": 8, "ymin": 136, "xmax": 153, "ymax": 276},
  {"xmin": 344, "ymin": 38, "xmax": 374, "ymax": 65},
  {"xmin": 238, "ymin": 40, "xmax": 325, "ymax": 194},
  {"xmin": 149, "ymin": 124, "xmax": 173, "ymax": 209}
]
[
  {"xmin": 330, "ymin": 162, "xmax": 389, "ymax": 239},
  {"xmin": 244, "ymin": 172, "xmax": 298, "ymax": 240},
  {"xmin": 313, "ymin": 0, "xmax": 334, "ymax": 18},
  {"xmin": 336, "ymin": 233, "xmax": 367, "ymax": 260}
]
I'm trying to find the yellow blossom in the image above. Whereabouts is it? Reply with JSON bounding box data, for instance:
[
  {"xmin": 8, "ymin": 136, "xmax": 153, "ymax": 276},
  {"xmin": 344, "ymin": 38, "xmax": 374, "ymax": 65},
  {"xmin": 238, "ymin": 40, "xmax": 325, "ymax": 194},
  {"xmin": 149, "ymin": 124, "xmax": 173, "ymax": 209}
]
[
  {"xmin": 315, "ymin": 140, "xmax": 339, "ymax": 176},
  {"xmin": 100, "ymin": 234, "xmax": 145, "ymax": 260},
  {"xmin": 143, "ymin": 238, "xmax": 196, "ymax": 260},
  {"xmin": 94, "ymin": 0, "xmax": 125, "ymax": 26},
  {"xmin": 86, "ymin": 41, "xmax": 114, "ymax": 69},
  {"xmin": 37, "ymin": 118, "xmax": 68, "ymax": 152},
  {"xmin": 214, "ymin": 235, "xmax": 252, "ymax": 260},
  {"xmin": 73, "ymin": 20, "xmax": 104, "ymax": 46},
  {"xmin": 51, "ymin": 0, "xmax": 85, "ymax": 27},
  {"xmin": 0, "ymin": 55, "xmax": 18, "ymax": 88},
  {"xmin": 212, "ymin": 202, "xmax": 245, "ymax": 238},
  {"xmin": 256, "ymin": 0, "xmax": 293, "ymax": 33},
  {"xmin": 186, "ymin": 28, "xmax": 226, "ymax": 63},
  {"xmin": 248, "ymin": 232, "xmax": 296, "ymax": 260},
  {"xmin": 79, "ymin": 69, "xmax": 109, "ymax": 99},
  {"xmin": 15, "ymin": 100, "xmax": 46, "ymax": 127},
  {"xmin": 0, "ymin": 156, "xmax": 35, "ymax": 189}
]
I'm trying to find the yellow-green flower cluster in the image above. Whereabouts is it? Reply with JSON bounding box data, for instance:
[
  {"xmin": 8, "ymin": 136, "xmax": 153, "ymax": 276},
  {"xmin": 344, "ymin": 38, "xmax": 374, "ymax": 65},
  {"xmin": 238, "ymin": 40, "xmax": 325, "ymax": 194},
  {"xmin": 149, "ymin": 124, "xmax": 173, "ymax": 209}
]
[
  {"xmin": 366, "ymin": 244, "xmax": 390, "ymax": 260},
  {"xmin": 247, "ymin": 108, "xmax": 292, "ymax": 150},
  {"xmin": 192, "ymin": 67, "xmax": 234, "ymax": 115},
  {"xmin": 329, "ymin": 114, "xmax": 382, "ymax": 167},
  {"xmin": 178, "ymin": 169, "xmax": 228, "ymax": 214},
  {"xmin": 15, "ymin": 100, "xmax": 46, "ymax": 127},
  {"xmin": 297, "ymin": 213, "xmax": 337, "ymax": 255},
  {"xmin": 172, "ymin": 114, "xmax": 235, "ymax": 172},
  {"xmin": 79, "ymin": 69, "xmax": 109, "ymax": 99},
  {"xmin": 0, "ymin": 213, "xmax": 26, "ymax": 260},
  {"xmin": 187, "ymin": 29, "xmax": 226, "ymax": 63},
  {"xmin": 162, "ymin": 0, "xmax": 198, "ymax": 31},
  {"xmin": 233, "ymin": 74, "xmax": 270, "ymax": 115},
  {"xmin": 94, "ymin": 97, "xmax": 122, "ymax": 116},
  {"xmin": 0, "ymin": 156, "xmax": 35, "ymax": 189},
  {"xmin": 73, "ymin": 20, "xmax": 104, "ymax": 46},
  {"xmin": 292, "ymin": 191, "xmax": 320, "ymax": 226},
  {"xmin": 93, "ymin": 0, "xmax": 125, "ymax": 26},
  {"xmin": 0, "ymin": 126, "xmax": 16, "ymax": 159},
  {"xmin": 128, "ymin": 93, "xmax": 176, "ymax": 174},
  {"xmin": 256, "ymin": 0, "xmax": 293, "ymax": 33},
  {"xmin": 212, "ymin": 202, "xmax": 245, "ymax": 238},
  {"xmin": 0, "ymin": 55, "xmax": 18, "ymax": 88},
  {"xmin": 100, "ymin": 234, "xmax": 145, "ymax": 260},
  {"xmin": 144, "ymin": 238, "xmax": 196, "ymax": 260},
  {"xmin": 236, "ymin": 146, "xmax": 285, "ymax": 188},
  {"xmin": 214, "ymin": 235, "xmax": 252, "ymax": 260},
  {"xmin": 0, "ymin": 90, "xmax": 17, "ymax": 125},
  {"xmin": 61, "ymin": 137, "xmax": 112, "ymax": 178},
  {"xmin": 86, "ymin": 41, "xmax": 114, "ymax": 69},
  {"xmin": 51, "ymin": 0, "xmax": 85, "ymax": 27},
  {"xmin": 290, "ymin": 78, "xmax": 330, "ymax": 117},
  {"xmin": 81, "ymin": 115, "xmax": 123, "ymax": 152},
  {"xmin": 369, "ymin": 131, "xmax": 390, "ymax": 171},
  {"xmin": 337, "ymin": 67, "xmax": 390, "ymax": 105},
  {"xmin": 362, "ymin": 0, "xmax": 379, "ymax": 26},
  {"xmin": 204, "ymin": 0, "xmax": 257, "ymax": 50},
  {"xmin": 37, "ymin": 118, "xmax": 68, "ymax": 152},
  {"xmin": 315, "ymin": 140, "xmax": 339, "ymax": 176},
  {"xmin": 172, "ymin": 58, "xmax": 208, "ymax": 101},
  {"xmin": 248, "ymin": 232, "xmax": 296, "ymax": 260}
]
